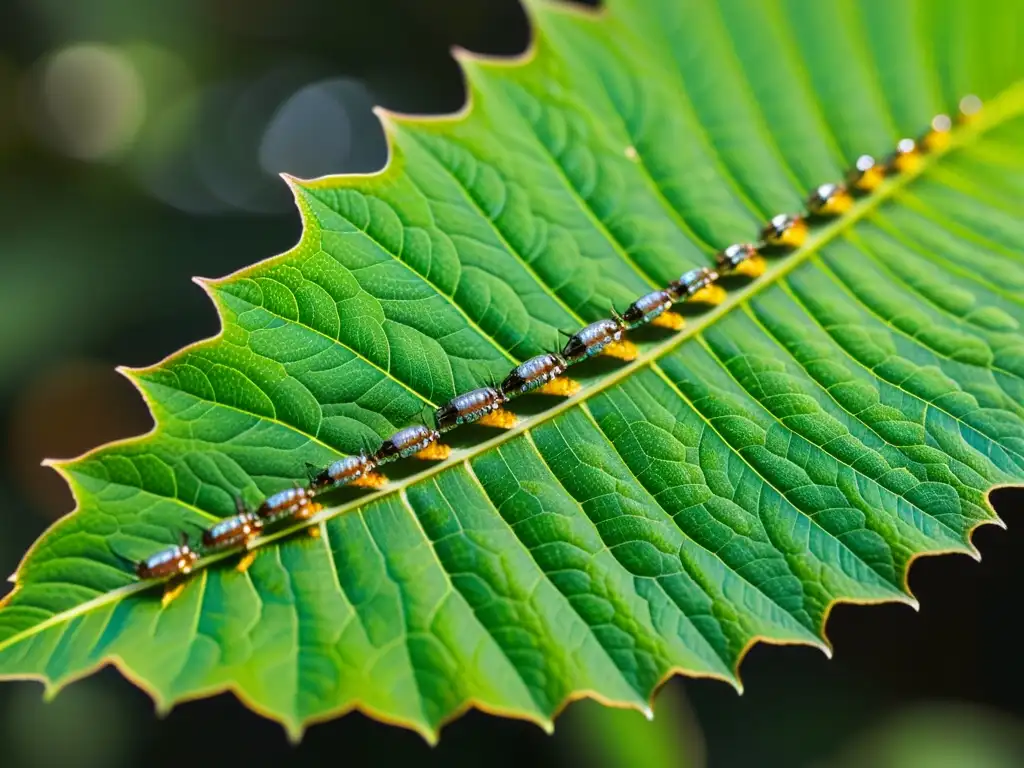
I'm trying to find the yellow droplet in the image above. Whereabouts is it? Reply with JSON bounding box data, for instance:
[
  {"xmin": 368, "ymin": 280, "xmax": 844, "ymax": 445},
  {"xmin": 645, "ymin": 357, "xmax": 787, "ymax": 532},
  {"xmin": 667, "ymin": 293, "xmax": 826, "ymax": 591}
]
[
  {"xmin": 294, "ymin": 503, "xmax": 320, "ymax": 523},
  {"xmin": 888, "ymin": 140, "xmax": 922, "ymax": 174},
  {"xmin": 650, "ymin": 311, "xmax": 685, "ymax": 331},
  {"xmin": 161, "ymin": 581, "xmax": 186, "ymax": 608},
  {"xmin": 813, "ymin": 189, "xmax": 854, "ymax": 216},
  {"xmin": 893, "ymin": 152, "xmax": 921, "ymax": 173},
  {"xmin": 350, "ymin": 472, "xmax": 387, "ymax": 490},
  {"xmin": 689, "ymin": 284, "xmax": 727, "ymax": 306},
  {"xmin": 415, "ymin": 442, "xmax": 452, "ymax": 461},
  {"xmin": 601, "ymin": 339, "xmax": 639, "ymax": 362},
  {"xmin": 921, "ymin": 129, "xmax": 951, "ymax": 152},
  {"xmin": 236, "ymin": 552, "xmax": 257, "ymax": 572},
  {"xmin": 777, "ymin": 219, "xmax": 808, "ymax": 248},
  {"xmin": 536, "ymin": 377, "xmax": 581, "ymax": 397},
  {"xmin": 305, "ymin": 526, "xmax": 321, "ymax": 539},
  {"xmin": 852, "ymin": 165, "xmax": 885, "ymax": 192},
  {"xmin": 734, "ymin": 255, "xmax": 767, "ymax": 279},
  {"xmin": 476, "ymin": 408, "xmax": 517, "ymax": 430}
]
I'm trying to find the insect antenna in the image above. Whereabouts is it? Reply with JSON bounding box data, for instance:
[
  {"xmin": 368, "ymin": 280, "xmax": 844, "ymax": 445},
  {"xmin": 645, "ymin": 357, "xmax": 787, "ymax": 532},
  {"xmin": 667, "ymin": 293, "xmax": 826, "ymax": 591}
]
[
  {"xmin": 417, "ymin": 402, "xmax": 438, "ymax": 427},
  {"xmin": 359, "ymin": 434, "xmax": 377, "ymax": 458}
]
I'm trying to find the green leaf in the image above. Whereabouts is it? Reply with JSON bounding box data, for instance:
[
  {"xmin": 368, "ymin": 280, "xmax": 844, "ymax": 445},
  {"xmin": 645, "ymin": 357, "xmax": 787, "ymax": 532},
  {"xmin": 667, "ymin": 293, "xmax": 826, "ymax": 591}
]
[{"xmin": 3, "ymin": 0, "xmax": 1024, "ymax": 744}]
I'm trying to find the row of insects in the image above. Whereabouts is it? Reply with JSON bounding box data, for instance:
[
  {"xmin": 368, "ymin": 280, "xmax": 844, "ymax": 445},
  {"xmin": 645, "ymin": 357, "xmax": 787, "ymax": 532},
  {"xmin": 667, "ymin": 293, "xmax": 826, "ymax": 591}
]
[{"xmin": 133, "ymin": 95, "xmax": 984, "ymax": 583}]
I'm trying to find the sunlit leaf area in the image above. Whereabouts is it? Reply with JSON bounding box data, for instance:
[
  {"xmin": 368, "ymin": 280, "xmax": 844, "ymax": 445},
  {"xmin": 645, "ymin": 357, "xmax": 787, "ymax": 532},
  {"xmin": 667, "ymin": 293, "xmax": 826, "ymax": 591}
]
[{"xmin": 1, "ymin": 1, "xmax": 1024, "ymax": 767}]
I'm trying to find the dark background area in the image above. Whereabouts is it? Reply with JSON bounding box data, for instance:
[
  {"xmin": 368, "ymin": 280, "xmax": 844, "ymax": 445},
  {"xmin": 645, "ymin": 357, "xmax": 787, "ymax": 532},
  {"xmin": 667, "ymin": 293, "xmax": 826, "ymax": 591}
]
[{"xmin": 0, "ymin": 1, "xmax": 1022, "ymax": 766}]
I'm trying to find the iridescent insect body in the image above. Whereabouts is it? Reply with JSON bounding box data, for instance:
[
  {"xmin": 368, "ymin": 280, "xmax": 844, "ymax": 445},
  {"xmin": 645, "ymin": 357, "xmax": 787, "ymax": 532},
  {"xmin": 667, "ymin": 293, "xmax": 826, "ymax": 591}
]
[
  {"xmin": 256, "ymin": 486, "xmax": 317, "ymax": 526},
  {"xmin": 501, "ymin": 353, "xmax": 567, "ymax": 398},
  {"xmin": 434, "ymin": 387, "xmax": 506, "ymax": 432},
  {"xmin": 135, "ymin": 534, "xmax": 199, "ymax": 581},
  {"xmin": 846, "ymin": 154, "xmax": 885, "ymax": 193},
  {"xmin": 561, "ymin": 318, "xmax": 625, "ymax": 364},
  {"xmin": 376, "ymin": 424, "xmax": 444, "ymax": 465},
  {"xmin": 887, "ymin": 138, "xmax": 920, "ymax": 173},
  {"xmin": 309, "ymin": 453, "xmax": 378, "ymax": 493},
  {"xmin": 760, "ymin": 213, "xmax": 808, "ymax": 249},
  {"xmin": 715, "ymin": 243, "xmax": 762, "ymax": 278},
  {"xmin": 668, "ymin": 267, "xmax": 718, "ymax": 302},
  {"xmin": 618, "ymin": 289, "xmax": 675, "ymax": 329},
  {"xmin": 806, "ymin": 182, "xmax": 853, "ymax": 217},
  {"xmin": 202, "ymin": 508, "xmax": 263, "ymax": 553}
]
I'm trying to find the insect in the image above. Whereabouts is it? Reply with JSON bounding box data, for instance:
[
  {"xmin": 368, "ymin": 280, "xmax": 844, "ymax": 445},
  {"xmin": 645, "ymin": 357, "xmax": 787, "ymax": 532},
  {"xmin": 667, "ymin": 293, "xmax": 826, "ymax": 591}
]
[
  {"xmin": 760, "ymin": 213, "xmax": 808, "ymax": 249},
  {"xmin": 255, "ymin": 486, "xmax": 318, "ymax": 526},
  {"xmin": 715, "ymin": 243, "xmax": 763, "ymax": 278},
  {"xmin": 846, "ymin": 154, "xmax": 885, "ymax": 193},
  {"xmin": 135, "ymin": 533, "xmax": 199, "ymax": 581},
  {"xmin": 375, "ymin": 424, "xmax": 448, "ymax": 464},
  {"xmin": 668, "ymin": 266, "xmax": 717, "ymax": 300},
  {"xmin": 806, "ymin": 182, "xmax": 853, "ymax": 217},
  {"xmin": 202, "ymin": 507, "xmax": 263, "ymax": 553},
  {"xmin": 958, "ymin": 94, "xmax": 982, "ymax": 122},
  {"xmin": 887, "ymin": 138, "xmax": 920, "ymax": 173},
  {"xmin": 667, "ymin": 266, "xmax": 725, "ymax": 306},
  {"xmin": 920, "ymin": 113, "xmax": 952, "ymax": 152},
  {"xmin": 434, "ymin": 387, "xmax": 510, "ymax": 432},
  {"xmin": 562, "ymin": 318, "xmax": 630, "ymax": 364},
  {"xmin": 501, "ymin": 353, "xmax": 568, "ymax": 398},
  {"xmin": 308, "ymin": 453, "xmax": 382, "ymax": 493},
  {"xmin": 616, "ymin": 289, "xmax": 682, "ymax": 330}
]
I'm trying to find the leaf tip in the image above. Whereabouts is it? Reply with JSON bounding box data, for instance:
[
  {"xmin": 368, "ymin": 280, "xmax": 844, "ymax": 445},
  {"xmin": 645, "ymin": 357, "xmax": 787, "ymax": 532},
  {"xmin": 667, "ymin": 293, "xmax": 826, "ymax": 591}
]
[
  {"xmin": 418, "ymin": 725, "xmax": 441, "ymax": 747},
  {"xmin": 449, "ymin": 42, "xmax": 531, "ymax": 70},
  {"xmin": 279, "ymin": 170, "xmax": 305, "ymax": 189},
  {"xmin": 114, "ymin": 364, "xmax": 139, "ymax": 379},
  {"xmin": 641, "ymin": 705, "xmax": 654, "ymax": 721},
  {"xmin": 450, "ymin": 44, "xmax": 473, "ymax": 64},
  {"xmin": 279, "ymin": 171, "xmax": 319, "ymax": 198},
  {"xmin": 371, "ymin": 104, "xmax": 402, "ymax": 130},
  {"xmin": 284, "ymin": 721, "xmax": 306, "ymax": 745}
]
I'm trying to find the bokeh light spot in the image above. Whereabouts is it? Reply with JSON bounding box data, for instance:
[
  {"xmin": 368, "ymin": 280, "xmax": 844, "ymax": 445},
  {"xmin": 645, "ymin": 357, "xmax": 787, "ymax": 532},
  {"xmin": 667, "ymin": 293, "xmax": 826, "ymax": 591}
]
[
  {"xmin": 38, "ymin": 43, "xmax": 146, "ymax": 161},
  {"xmin": 3, "ymin": 678, "xmax": 139, "ymax": 768},
  {"xmin": 259, "ymin": 78, "xmax": 357, "ymax": 180}
]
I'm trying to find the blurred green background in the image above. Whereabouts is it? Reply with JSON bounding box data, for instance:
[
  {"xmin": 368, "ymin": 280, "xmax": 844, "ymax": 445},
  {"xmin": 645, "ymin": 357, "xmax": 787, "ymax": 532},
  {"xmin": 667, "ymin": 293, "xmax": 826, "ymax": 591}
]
[{"xmin": 1, "ymin": 1, "xmax": 1023, "ymax": 766}]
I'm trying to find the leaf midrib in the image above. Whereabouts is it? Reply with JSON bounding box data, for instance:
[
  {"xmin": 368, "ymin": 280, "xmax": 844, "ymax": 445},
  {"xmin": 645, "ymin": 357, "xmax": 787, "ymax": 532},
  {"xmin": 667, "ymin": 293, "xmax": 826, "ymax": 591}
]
[{"xmin": 3, "ymin": 79, "xmax": 1022, "ymax": 659}]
